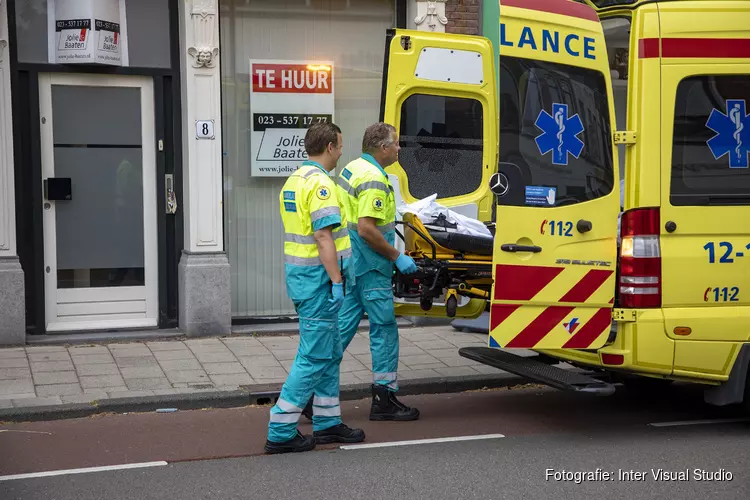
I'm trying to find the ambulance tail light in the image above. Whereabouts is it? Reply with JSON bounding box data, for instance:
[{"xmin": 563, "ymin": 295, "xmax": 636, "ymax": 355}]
[{"xmin": 619, "ymin": 208, "xmax": 661, "ymax": 308}]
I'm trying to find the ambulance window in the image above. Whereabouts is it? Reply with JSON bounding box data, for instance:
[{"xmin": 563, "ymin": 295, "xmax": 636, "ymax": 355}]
[
  {"xmin": 497, "ymin": 57, "xmax": 614, "ymax": 208},
  {"xmin": 398, "ymin": 94, "xmax": 484, "ymax": 200},
  {"xmin": 670, "ymin": 75, "xmax": 750, "ymax": 206}
]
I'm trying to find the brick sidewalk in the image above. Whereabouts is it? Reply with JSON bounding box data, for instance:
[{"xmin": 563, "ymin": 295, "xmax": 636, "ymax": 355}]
[{"xmin": 0, "ymin": 326, "xmax": 498, "ymax": 410}]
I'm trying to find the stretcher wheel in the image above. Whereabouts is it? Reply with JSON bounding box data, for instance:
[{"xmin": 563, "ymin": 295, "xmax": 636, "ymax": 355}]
[
  {"xmin": 420, "ymin": 297, "xmax": 433, "ymax": 311},
  {"xmin": 446, "ymin": 296, "xmax": 457, "ymax": 318}
]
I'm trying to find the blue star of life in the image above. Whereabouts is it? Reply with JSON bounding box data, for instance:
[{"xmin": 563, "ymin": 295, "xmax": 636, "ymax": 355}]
[
  {"xmin": 535, "ymin": 103, "xmax": 585, "ymax": 166},
  {"xmin": 706, "ymin": 99, "xmax": 750, "ymax": 169},
  {"xmin": 320, "ymin": 188, "xmax": 328, "ymax": 197}
]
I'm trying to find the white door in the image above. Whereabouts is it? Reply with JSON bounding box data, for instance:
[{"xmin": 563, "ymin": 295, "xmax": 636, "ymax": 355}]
[{"xmin": 39, "ymin": 74, "xmax": 158, "ymax": 332}]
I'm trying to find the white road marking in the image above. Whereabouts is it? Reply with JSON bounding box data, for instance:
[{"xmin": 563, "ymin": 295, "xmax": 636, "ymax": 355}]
[
  {"xmin": 0, "ymin": 462, "xmax": 169, "ymax": 482},
  {"xmin": 340, "ymin": 434, "xmax": 505, "ymax": 450},
  {"xmin": 0, "ymin": 430, "xmax": 53, "ymax": 435},
  {"xmin": 649, "ymin": 417, "xmax": 750, "ymax": 428}
]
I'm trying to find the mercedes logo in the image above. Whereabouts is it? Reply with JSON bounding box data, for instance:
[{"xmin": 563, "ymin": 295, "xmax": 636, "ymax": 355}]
[{"xmin": 489, "ymin": 172, "xmax": 509, "ymax": 197}]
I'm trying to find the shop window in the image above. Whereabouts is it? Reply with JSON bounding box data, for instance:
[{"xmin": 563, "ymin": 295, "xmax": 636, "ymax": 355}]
[
  {"xmin": 670, "ymin": 75, "xmax": 750, "ymax": 206},
  {"xmin": 13, "ymin": 0, "xmax": 171, "ymax": 68},
  {"xmin": 398, "ymin": 94, "xmax": 484, "ymax": 200},
  {"xmin": 220, "ymin": 0, "xmax": 396, "ymax": 317}
]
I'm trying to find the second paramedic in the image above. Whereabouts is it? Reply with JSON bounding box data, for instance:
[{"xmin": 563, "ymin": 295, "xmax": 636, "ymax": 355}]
[
  {"xmin": 336, "ymin": 122, "xmax": 421, "ymax": 421},
  {"xmin": 264, "ymin": 122, "xmax": 365, "ymax": 454}
]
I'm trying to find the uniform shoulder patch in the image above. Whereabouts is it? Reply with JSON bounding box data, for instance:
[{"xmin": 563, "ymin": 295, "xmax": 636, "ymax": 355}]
[
  {"xmin": 342, "ymin": 168, "xmax": 353, "ymax": 180},
  {"xmin": 316, "ymin": 186, "xmax": 331, "ymax": 201},
  {"xmin": 284, "ymin": 202, "xmax": 297, "ymax": 212},
  {"xmin": 283, "ymin": 190, "xmax": 295, "ymax": 201},
  {"xmin": 372, "ymin": 197, "xmax": 384, "ymax": 211}
]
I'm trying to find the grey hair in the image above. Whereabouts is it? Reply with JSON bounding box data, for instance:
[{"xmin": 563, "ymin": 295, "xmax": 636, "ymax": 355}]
[{"xmin": 362, "ymin": 122, "xmax": 397, "ymax": 154}]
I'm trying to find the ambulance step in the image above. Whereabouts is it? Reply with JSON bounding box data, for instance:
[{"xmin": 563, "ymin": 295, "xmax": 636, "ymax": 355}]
[{"xmin": 458, "ymin": 347, "xmax": 615, "ymax": 396}]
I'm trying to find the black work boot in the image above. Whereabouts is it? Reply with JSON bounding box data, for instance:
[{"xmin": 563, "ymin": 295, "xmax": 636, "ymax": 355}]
[
  {"xmin": 313, "ymin": 423, "xmax": 366, "ymax": 444},
  {"xmin": 302, "ymin": 397, "xmax": 313, "ymax": 421},
  {"xmin": 369, "ymin": 384, "xmax": 420, "ymax": 421},
  {"xmin": 264, "ymin": 431, "xmax": 316, "ymax": 455}
]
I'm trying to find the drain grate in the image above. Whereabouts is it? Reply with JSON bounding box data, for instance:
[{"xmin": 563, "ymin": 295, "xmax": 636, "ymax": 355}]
[{"xmin": 187, "ymin": 383, "xmax": 215, "ymax": 390}]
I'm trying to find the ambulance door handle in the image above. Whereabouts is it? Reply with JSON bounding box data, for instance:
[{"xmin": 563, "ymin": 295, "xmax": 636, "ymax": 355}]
[
  {"xmin": 501, "ymin": 244, "xmax": 542, "ymax": 253},
  {"xmin": 576, "ymin": 219, "xmax": 593, "ymax": 233}
]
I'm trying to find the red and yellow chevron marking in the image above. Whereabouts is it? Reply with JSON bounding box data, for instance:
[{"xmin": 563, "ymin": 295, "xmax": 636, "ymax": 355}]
[{"xmin": 489, "ymin": 264, "xmax": 615, "ymax": 350}]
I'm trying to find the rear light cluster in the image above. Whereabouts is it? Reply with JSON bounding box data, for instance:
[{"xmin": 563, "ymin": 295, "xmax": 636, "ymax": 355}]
[{"xmin": 619, "ymin": 208, "xmax": 661, "ymax": 308}]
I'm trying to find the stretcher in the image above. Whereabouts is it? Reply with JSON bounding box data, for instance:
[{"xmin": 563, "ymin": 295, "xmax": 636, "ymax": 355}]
[{"xmin": 393, "ymin": 212, "xmax": 494, "ymax": 318}]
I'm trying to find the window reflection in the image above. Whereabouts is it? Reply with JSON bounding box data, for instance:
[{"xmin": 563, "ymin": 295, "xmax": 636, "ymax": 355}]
[
  {"xmin": 671, "ymin": 75, "xmax": 750, "ymax": 206},
  {"xmin": 497, "ymin": 57, "xmax": 614, "ymax": 208},
  {"xmin": 398, "ymin": 94, "xmax": 484, "ymax": 200}
]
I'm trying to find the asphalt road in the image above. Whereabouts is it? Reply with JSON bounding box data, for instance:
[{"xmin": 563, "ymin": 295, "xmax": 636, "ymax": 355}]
[{"xmin": 1, "ymin": 384, "xmax": 748, "ymax": 500}]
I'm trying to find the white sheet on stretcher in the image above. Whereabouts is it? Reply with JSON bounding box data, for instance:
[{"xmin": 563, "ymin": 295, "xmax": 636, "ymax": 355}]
[{"xmin": 397, "ymin": 194, "xmax": 493, "ymax": 238}]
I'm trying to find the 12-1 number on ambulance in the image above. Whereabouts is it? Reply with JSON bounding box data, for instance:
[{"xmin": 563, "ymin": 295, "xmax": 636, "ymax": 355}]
[{"xmin": 703, "ymin": 241, "xmax": 750, "ymax": 263}]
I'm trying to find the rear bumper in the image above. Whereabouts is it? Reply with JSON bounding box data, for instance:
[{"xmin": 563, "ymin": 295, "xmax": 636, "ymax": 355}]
[
  {"xmin": 536, "ymin": 309, "xmax": 736, "ymax": 386},
  {"xmin": 537, "ymin": 309, "xmax": 672, "ymax": 374}
]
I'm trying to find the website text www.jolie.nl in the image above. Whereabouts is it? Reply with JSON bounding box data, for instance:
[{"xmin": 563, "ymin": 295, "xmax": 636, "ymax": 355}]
[{"xmin": 257, "ymin": 165, "xmax": 301, "ymax": 175}]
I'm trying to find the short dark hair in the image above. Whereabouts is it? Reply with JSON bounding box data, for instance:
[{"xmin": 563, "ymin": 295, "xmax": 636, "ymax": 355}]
[
  {"xmin": 362, "ymin": 122, "xmax": 396, "ymax": 154},
  {"xmin": 304, "ymin": 122, "xmax": 342, "ymax": 156}
]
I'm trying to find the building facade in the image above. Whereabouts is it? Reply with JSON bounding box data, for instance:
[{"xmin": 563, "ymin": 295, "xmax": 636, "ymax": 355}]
[{"xmin": 0, "ymin": 0, "xmax": 482, "ymax": 344}]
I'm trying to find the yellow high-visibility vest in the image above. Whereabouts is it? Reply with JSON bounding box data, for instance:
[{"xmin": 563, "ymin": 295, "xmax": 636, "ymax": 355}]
[
  {"xmin": 279, "ymin": 162, "xmax": 351, "ymax": 300},
  {"xmin": 336, "ymin": 154, "xmax": 396, "ymax": 277}
]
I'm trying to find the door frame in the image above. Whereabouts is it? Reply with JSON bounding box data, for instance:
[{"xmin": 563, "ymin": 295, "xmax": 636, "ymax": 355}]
[{"xmin": 39, "ymin": 73, "xmax": 159, "ymax": 332}]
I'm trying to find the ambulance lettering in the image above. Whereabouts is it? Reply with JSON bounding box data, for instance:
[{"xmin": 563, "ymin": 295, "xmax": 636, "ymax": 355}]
[
  {"xmin": 555, "ymin": 259, "xmax": 612, "ymax": 267},
  {"xmin": 500, "ymin": 24, "xmax": 596, "ymax": 60}
]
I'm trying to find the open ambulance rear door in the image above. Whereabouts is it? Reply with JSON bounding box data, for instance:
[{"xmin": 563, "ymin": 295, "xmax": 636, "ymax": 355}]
[
  {"xmin": 484, "ymin": 0, "xmax": 621, "ymax": 352},
  {"xmin": 380, "ymin": 29, "xmax": 498, "ymax": 320}
]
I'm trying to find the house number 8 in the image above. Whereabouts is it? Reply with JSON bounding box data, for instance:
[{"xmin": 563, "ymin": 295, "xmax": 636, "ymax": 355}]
[{"xmin": 196, "ymin": 120, "xmax": 215, "ymax": 140}]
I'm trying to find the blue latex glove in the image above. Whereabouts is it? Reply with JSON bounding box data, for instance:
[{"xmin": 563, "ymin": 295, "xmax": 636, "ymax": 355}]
[
  {"xmin": 328, "ymin": 282, "xmax": 345, "ymax": 313},
  {"xmin": 394, "ymin": 253, "xmax": 418, "ymax": 275}
]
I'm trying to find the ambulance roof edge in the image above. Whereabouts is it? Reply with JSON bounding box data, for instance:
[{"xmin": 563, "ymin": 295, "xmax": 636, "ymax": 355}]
[{"xmin": 501, "ymin": 0, "xmax": 600, "ymax": 23}]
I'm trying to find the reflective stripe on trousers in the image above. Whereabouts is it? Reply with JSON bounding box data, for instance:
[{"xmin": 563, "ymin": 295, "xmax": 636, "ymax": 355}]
[
  {"xmin": 313, "ymin": 395, "xmax": 341, "ymax": 417},
  {"xmin": 314, "ymin": 396, "xmax": 340, "ymax": 406},
  {"xmin": 269, "ymin": 398, "xmax": 303, "ymax": 425},
  {"xmin": 373, "ymin": 372, "xmax": 398, "ymax": 391},
  {"xmin": 313, "ymin": 406, "xmax": 341, "ymax": 417}
]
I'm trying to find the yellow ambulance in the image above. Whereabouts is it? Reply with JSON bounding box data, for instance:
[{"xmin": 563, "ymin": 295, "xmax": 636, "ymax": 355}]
[{"xmin": 382, "ymin": 0, "xmax": 750, "ymax": 411}]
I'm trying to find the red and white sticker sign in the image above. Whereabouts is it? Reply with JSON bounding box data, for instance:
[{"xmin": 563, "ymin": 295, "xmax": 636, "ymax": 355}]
[
  {"xmin": 249, "ymin": 60, "xmax": 335, "ymax": 177},
  {"xmin": 252, "ymin": 64, "xmax": 333, "ymax": 94}
]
